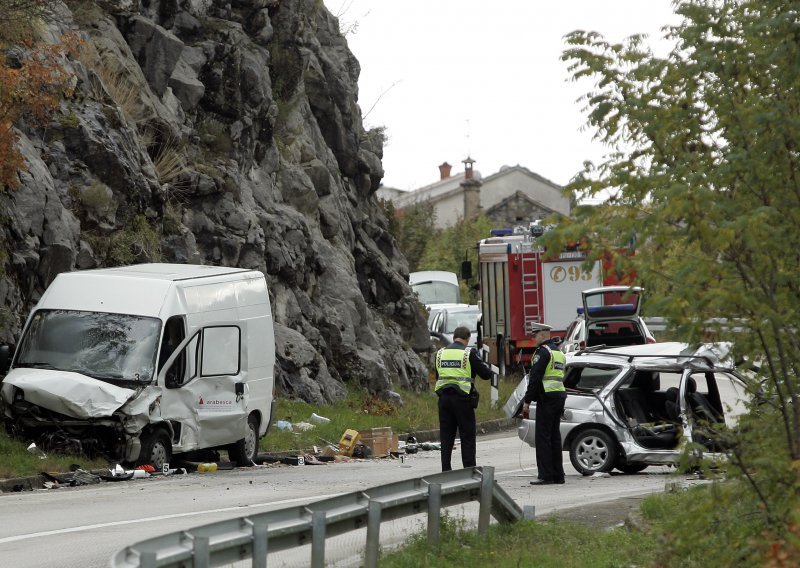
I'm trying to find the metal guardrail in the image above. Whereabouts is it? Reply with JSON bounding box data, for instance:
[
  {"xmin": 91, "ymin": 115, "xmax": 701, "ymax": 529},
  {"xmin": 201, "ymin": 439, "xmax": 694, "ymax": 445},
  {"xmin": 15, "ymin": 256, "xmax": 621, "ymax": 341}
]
[
  {"xmin": 642, "ymin": 317, "xmax": 666, "ymax": 332},
  {"xmin": 111, "ymin": 466, "xmax": 522, "ymax": 568}
]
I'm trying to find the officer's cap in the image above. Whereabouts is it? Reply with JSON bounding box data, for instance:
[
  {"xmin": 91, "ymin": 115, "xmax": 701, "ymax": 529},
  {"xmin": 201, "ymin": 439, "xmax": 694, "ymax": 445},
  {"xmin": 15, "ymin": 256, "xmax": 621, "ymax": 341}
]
[{"xmin": 529, "ymin": 322, "xmax": 552, "ymax": 333}]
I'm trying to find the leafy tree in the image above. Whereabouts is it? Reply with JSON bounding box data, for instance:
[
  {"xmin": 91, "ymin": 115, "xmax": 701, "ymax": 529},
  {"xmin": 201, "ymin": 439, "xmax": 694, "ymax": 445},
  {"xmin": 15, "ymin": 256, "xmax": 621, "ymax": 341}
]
[
  {"xmin": 546, "ymin": 0, "xmax": 800, "ymax": 559},
  {"xmin": 382, "ymin": 199, "xmax": 437, "ymax": 272}
]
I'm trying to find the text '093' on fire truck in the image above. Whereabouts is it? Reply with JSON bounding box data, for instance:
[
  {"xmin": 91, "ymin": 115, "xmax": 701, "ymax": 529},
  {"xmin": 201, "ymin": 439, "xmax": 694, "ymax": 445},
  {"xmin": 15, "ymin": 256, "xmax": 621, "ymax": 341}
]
[{"xmin": 463, "ymin": 222, "xmax": 639, "ymax": 373}]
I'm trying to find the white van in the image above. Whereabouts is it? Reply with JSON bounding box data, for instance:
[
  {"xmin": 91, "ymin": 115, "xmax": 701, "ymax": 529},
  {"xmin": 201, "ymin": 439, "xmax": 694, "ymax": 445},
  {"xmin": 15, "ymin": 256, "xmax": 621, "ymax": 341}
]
[
  {"xmin": 409, "ymin": 270, "xmax": 461, "ymax": 307},
  {"xmin": 0, "ymin": 264, "xmax": 276, "ymax": 469}
]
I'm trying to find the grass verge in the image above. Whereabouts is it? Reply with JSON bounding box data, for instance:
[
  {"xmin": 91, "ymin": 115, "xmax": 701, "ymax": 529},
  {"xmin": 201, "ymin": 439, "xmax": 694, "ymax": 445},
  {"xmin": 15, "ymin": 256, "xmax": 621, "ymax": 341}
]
[{"xmin": 379, "ymin": 512, "xmax": 659, "ymax": 568}]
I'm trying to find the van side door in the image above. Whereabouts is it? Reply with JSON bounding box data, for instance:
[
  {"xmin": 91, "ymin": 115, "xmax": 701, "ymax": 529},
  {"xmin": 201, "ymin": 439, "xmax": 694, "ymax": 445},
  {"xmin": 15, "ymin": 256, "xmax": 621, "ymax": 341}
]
[{"xmin": 158, "ymin": 322, "xmax": 248, "ymax": 452}]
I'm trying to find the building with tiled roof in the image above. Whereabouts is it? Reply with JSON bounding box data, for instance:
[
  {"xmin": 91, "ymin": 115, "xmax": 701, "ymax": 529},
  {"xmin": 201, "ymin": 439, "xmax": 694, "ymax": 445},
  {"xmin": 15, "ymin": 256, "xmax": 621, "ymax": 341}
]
[{"xmin": 377, "ymin": 158, "xmax": 570, "ymax": 229}]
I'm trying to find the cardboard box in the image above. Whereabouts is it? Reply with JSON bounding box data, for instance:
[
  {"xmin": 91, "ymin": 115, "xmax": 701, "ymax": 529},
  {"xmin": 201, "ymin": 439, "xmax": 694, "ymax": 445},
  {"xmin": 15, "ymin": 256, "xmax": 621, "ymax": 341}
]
[{"xmin": 358, "ymin": 427, "xmax": 397, "ymax": 457}]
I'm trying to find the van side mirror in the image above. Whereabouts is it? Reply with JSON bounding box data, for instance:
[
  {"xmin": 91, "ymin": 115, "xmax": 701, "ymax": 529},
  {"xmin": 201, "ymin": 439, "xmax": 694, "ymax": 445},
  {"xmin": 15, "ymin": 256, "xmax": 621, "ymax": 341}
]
[
  {"xmin": 461, "ymin": 260, "xmax": 472, "ymax": 281},
  {"xmin": 0, "ymin": 344, "xmax": 12, "ymax": 374}
]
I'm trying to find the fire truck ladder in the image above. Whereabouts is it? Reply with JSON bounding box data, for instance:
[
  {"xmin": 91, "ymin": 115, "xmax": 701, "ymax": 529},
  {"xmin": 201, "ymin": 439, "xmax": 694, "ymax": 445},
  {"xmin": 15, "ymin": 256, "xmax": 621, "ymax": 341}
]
[{"xmin": 520, "ymin": 255, "xmax": 541, "ymax": 333}]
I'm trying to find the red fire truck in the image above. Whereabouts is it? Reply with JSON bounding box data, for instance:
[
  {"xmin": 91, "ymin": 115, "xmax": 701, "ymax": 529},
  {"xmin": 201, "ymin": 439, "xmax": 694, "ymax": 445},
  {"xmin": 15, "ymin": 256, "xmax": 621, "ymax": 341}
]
[{"xmin": 473, "ymin": 224, "xmax": 627, "ymax": 373}]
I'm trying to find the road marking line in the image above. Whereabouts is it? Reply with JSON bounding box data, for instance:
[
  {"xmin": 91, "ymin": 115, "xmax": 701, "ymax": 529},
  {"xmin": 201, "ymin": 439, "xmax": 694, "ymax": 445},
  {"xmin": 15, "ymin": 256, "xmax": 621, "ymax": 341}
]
[{"xmin": 0, "ymin": 493, "xmax": 339, "ymax": 544}]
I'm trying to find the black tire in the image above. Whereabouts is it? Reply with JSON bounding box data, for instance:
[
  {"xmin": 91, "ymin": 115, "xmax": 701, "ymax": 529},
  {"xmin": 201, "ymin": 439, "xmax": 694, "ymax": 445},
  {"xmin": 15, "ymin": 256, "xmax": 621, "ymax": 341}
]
[
  {"xmin": 228, "ymin": 414, "xmax": 259, "ymax": 467},
  {"xmin": 137, "ymin": 430, "xmax": 172, "ymax": 471},
  {"xmin": 569, "ymin": 428, "xmax": 618, "ymax": 476},
  {"xmin": 616, "ymin": 462, "xmax": 648, "ymax": 474}
]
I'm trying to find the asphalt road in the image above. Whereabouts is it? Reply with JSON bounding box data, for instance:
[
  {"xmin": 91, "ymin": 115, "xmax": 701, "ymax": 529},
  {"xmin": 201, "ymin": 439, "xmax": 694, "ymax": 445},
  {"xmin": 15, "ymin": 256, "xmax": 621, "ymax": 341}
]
[{"xmin": 0, "ymin": 431, "xmax": 682, "ymax": 567}]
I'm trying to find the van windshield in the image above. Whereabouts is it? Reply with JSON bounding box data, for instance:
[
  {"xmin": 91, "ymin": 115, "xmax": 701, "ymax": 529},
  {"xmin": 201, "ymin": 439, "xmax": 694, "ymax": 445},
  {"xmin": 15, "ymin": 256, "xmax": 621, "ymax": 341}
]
[
  {"xmin": 15, "ymin": 309, "xmax": 161, "ymax": 384},
  {"xmin": 412, "ymin": 281, "xmax": 460, "ymax": 305}
]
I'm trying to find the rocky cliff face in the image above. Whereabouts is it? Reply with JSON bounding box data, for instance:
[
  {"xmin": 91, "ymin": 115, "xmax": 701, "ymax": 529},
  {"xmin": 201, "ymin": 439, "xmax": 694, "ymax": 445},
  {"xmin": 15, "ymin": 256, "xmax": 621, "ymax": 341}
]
[{"xmin": 0, "ymin": 0, "xmax": 432, "ymax": 402}]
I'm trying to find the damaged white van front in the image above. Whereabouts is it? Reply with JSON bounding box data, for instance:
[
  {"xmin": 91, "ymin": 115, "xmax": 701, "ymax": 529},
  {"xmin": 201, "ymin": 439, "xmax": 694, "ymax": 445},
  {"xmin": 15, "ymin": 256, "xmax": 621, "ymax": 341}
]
[{"xmin": 0, "ymin": 264, "xmax": 276, "ymax": 469}]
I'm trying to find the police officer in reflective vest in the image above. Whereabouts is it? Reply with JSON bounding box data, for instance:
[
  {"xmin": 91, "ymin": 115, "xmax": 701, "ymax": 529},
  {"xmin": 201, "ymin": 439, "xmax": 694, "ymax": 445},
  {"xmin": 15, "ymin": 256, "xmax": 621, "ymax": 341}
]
[
  {"xmin": 523, "ymin": 323, "xmax": 567, "ymax": 485},
  {"xmin": 435, "ymin": 325, "xmax": 494, "ymax": 471}
]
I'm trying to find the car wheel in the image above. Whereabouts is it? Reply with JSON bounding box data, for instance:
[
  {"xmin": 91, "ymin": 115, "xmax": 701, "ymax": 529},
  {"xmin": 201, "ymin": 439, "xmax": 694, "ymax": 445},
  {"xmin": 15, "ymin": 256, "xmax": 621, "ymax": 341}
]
[
  {"xmin": 616, "ymin": 462, "xmax": 648, "ymax": 474},
  {"xmin": 137, "ymin": 430, "xmax": 172, "ymax": 471},
  {"xmin": 228, "ymin": 414, "xmax": 259, "ymax": 467},
  {"xmin": 569, "ymin": 428, "xmax": 617, "ymax": 476}
]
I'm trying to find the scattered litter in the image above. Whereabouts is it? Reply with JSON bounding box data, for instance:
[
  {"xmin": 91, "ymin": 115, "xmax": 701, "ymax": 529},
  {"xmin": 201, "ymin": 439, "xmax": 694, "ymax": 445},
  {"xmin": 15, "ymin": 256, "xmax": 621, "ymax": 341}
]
[
  {"xmin": 136, "ymin": 464, "xmax": 156, "ymax": 473},
  {"xmin": 309, "ymin": 413, "xmax": 331, "ymax": 424},
  {"xmin": 293, "ymin": 421, "xmax": 315, "ymax": 431},
  {"xmin": 99, "ymin": 464, "xmax": 136, "ymax": 482},
  {"xmin": 26, "ymin": 443, "xmax": 47, "ymax": 460},
  {"xmin": 351, "ymin": 444, "xmax": 372, "ymax": 459},
  {"xmin": 275, "ymin": 420, "xmax": 293, "ymax": 431},
  {"xmin": 591, "ymin": 472, "xmax": 611, "ymax": 478},
  {"xmin": 70, "ymin": 469, "xmax": 101, "ymax": 486},
  {"xmin": 320, "ymin": 445, "xmax": 339, "ymax": 458},
  {"xmin": 197, "ymin": 463, "xmax": 218, "ymax": 473},
  {"xmin": 281, "ymin": 456, "xmax": 305, "ymax": 466},
  {"xmin": 302, "ymin": 454, "xmax": 325, "ymax": 465},
  {"xmin": 40, "ymin": 471, "xmax": 63, "ymax": 489}
]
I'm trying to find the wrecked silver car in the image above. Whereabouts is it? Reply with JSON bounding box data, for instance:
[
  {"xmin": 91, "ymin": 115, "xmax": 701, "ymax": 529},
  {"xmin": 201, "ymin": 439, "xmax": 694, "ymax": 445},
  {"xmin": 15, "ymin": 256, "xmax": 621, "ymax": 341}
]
[{"xmin": 504, "ymin": 342, "xmax": 752, "ymax": 474}]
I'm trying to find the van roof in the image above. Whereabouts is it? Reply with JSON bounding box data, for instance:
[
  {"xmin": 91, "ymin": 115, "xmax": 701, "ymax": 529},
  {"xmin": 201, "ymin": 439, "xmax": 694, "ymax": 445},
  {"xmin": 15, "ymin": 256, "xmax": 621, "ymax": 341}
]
[
  {"xmin": 409, "ymin": 270, "xmax": 459, "ymax": 286},
  {"xmin": 75, "ymin": 263, "xmax": 253, "ymax": 282},
  {"xmin": 36, "ymin": 264, "xmax": 262, "ymax": 318}
]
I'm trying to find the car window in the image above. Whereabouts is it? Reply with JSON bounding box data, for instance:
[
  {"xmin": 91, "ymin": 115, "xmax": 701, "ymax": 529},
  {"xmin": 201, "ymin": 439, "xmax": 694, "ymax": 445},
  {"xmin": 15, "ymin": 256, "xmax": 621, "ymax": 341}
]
[
  {"xmin": 563, "ymin": 364, "xmax": 622, "ymax": 391},
  {"xmin": 715, "ymin": 372, "xmax": 749, "ymax": 427},
  {"xmin": 586, "ymin": 321, "xmax": 645, "ymax": 347},
  {"xmin": 689, "ymin": 371, "xmax": 749, "ymax": 428},
  {"xmin": 564, "ymin": 319, "xmax": 579, "ymax": 341},
  {"xmin": 445, "ymin": 311, "xmax": 480, "ymax": 333}
]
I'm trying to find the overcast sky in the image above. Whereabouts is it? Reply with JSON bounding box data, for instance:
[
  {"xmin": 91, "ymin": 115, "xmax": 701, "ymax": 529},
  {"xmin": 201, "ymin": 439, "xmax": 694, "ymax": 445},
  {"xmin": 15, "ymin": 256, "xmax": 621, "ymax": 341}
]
[{"xmin": 323, "ymin": 1, "xmax": 680, "ymax": 191}]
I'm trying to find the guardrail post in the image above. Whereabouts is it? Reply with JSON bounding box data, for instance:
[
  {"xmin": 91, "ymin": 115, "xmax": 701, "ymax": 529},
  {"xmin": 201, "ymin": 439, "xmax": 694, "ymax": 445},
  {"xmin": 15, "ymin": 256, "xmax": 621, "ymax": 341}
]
[
  {"xmin": 364, "ymin": 500, "xmax": 382, "ymax": 568},
  {"xmin": 478, "ymin": 466, "xmax": 494, "ymax": 535},
  {"xmin": 427, "ymin": 482, "xmax": 442, "ymax": 546},
  {"xmin": 139, "ymin": 551, "xmax": 156, "ymax": 568},
  {"xmin": 252, "ymin": 523, "xmax": 268, "ymax": 568},
  {"xmin": 193, "ymin": 535, "xmax": 210, "ymax": 568},
  {"xmin": 310, "ymin": 510, "xmax": 326, "ymax": 568}
]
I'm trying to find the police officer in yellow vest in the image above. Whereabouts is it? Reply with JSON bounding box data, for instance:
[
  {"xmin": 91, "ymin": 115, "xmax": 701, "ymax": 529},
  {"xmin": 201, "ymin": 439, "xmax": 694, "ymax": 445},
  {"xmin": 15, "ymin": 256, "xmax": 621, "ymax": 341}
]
[
  {"xmin": 435, "ymin": 325, "xmax": 494, "ymax": 471},
  {"xmin": 523, "ymin": 323, "xmax": 567, "ymax": 485}
]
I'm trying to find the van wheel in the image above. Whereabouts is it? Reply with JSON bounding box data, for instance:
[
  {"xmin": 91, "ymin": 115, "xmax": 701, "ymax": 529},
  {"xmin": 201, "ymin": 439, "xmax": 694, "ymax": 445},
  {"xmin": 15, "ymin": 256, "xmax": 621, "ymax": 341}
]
[
  {"xmin": 138, "ymin": 430, "xmax": 172, "ymax": 471},
  {"xmin": 228, "ymin": 415, "xmax": 259, "ymax": 467},
  {"xmin": 569, "ymin": 428, "xmax": 617, "ymax": 475}
]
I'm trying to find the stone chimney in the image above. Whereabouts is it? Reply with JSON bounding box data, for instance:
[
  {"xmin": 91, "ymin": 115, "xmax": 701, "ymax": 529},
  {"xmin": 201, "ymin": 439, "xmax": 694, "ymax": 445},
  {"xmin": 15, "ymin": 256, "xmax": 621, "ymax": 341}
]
[
  {"xmin": 438, "ymin": 162, "xmax": 452, "ymax": 180},
  {"xmin": 460, "ymin": 156, "xmax": 481, "ymax": 220},
  {"xmin": 462, "ymin": 156, "xmax": 475, "ymax": 180}
]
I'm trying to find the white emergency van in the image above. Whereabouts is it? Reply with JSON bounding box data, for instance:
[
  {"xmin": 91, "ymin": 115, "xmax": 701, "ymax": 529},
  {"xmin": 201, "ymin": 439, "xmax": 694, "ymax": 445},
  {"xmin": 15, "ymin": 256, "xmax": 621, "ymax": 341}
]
[{"xmin": 0, "ymin": 264, "xmax": 276, "ymax": 469}]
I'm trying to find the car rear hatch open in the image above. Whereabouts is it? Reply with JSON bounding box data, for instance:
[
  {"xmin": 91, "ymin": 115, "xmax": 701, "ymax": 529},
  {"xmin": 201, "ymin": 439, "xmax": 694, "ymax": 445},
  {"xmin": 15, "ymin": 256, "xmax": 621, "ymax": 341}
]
[{"xmin": 581, "ymin": 286, "xmax": 643, "ymax": 320}]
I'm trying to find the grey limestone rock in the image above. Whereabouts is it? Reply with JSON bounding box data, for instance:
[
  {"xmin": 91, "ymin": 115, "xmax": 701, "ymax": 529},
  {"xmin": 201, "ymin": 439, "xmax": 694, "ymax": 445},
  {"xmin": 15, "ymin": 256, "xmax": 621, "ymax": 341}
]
[{"xmin": 0, "ymin": 0, "xmax": 432, "ymax": 404}]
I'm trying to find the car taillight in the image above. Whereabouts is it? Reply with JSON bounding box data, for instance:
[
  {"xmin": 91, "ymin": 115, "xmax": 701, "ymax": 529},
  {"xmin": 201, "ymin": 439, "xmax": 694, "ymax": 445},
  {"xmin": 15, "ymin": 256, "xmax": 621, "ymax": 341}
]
[{"xmin": 578, "ymin": 341, "xmax": 586, "ymax": 351}]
